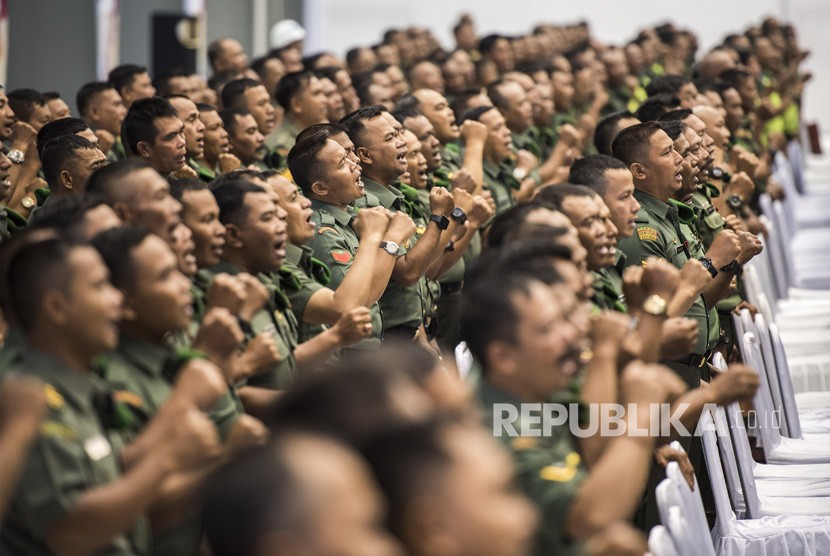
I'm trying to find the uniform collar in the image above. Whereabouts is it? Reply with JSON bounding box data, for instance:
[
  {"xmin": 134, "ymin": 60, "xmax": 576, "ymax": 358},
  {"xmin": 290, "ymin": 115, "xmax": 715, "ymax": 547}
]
[
  {"xmin": 361, "ymin": 177, "xmax": 404, "ymax": 211},
  {"xmin": 634, "ymin": 189, "xmax": 675, "ymax": 220},
  {"xmin": 669, "ymin": 199, "xmax": 696, "ymax": 224},
  {"xmin": 116, "ymin": 335, "xmax": 171, "ymax": 379},
  {"xmin": 284, "ymin": 242, "xmax": 311, "ymax": 267},
  {"xmin": 310, "ymin": 198, "xmax": 355, "ymax": 227}
]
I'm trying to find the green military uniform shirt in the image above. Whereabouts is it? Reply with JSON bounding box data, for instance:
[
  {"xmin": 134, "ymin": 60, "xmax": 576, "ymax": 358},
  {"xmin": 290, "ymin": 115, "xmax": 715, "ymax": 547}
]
[
  {"xmin": 204, "ymin": 260, "xmax": 299, "ymax": 389},
  {"xmin": 353, "ymin": 177, "xmax": 427, "ymax": 332},
  {"xmin": 278, "ymin": 242, "xmax": 328, "ymax": 343},
  {"xmin": 689, "ymin": 182, "xmax": 725, "ymax": 251},
  {"xmin": 478, "ymin": 383, "xmax": 586, "ymax": 556},
  {"xmin": 307, "ymin": 198, "xmax": 383, "ymax": 347},
  {"xmin": 482, "ymin": 158, "xmax": 519, "ymax": 217},
  {"xmin": 512, "ymin": 127, "xmax": 543, "ymax": 160},
  {"xmin": 266, "ymin": 118, "xmax": 300, "ymax": 156},
  {"xmin": 187, "ymin": 158, "xmax": 216, "ymax": 182},
  {"xmin": 2, "ymin": 350, "xmax": 150, "ymax": 555},
  {"xmin": 618, "ymin": 191, "xmax": 719, "ymax": 388},
  {"xmin": 591, "ymin": 249, "xmax": 628, "ymax": 313}
]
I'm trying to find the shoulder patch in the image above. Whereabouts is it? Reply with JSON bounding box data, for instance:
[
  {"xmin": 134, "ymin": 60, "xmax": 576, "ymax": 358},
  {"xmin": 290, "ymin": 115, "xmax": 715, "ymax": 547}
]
[
  {"xmin": 636, "ymin": 226, "xmax": 659, "ymax": 241},
  {"xmin": 331, "ymin": 249, "xmax": 353, "ymax": 264},
  {"xmin": 44, "ymin": 384, "xmax": 64, "ymax": 409},
  {"xmin": 41, "ymin": 421, "xmax": 76, "ymax": 440},
  {"xmin": 317, "ymin": 226, "xmax": 336, "ymax": 235},
  {"xmin": 114, "ymin": 390, "xmax": 144, "ymax": 409}
]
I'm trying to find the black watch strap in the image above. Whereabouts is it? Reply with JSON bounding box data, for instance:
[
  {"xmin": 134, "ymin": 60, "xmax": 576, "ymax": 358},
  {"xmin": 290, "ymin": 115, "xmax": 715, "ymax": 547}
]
[
  {"xmin": 698, "ymin": 257, "xmax": 718, "ymax": 278},
  {"xmin": 429, "ymin": 214, "xmax": 449, "ymax": 230}
]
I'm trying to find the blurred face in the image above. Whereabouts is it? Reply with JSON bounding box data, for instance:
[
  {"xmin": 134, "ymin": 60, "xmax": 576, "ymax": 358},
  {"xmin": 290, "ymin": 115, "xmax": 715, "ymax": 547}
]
[
  {"xmin": 25, "ymin": 102, "xmax": 51, "ymax": 131},
  {"xmin": 122, "ymin": 167, "xmax": 183, "ymax": 241},
  {"xmin": 677, "ymin": 82, "xmax": 699, "ymax": 109},
  {"xmin": 0, "ymin": 90, "xmax": 15, "ymax": 138},
  {"xmin": 218, "ymin": 39, "xmax": 249, "ymax": 73},
  {"xmin": 171, "ymin": 223, "xmax": 198, "ymax": 277},
  {"xmin": 683, "ymin": 126, "xmax": 708, "ymax": 181},
  {"xmin": 331, "ymin": 131, "xmax": 361, "ymax": 166},
  {"xmin": 334, "ymin": 70, "xmax": 359, "ymax": 113},
  {"xmin": 551, "ymin": 71, "xmax": 575, "ymax": 109},
  {"xmin": 124, "ymin": 72, "xmax": 156, "ymax": 105},
  {"xmin": 270, "ymin": 174, "xmax": 314, "ymax": 245},
  {"xmin": 80, "ymin": 204, "xmax": 121, "ymax": 239},
  {"xmin": 498, "ymin": 81, "xmax": 533, "ymax": 133},
  {"xmin": 124, "ymin": 235, "xmax": 193, "ymax": 338},
  {"xmin": 229, "ymin": 114, "xmax": 265, "ymax": 165},
  {"xmin": 418, "ymin": 425, "xmax": 538, "ymax": 556},
  {"xmin": 401, "ymin": 129, "xmax": 429, "ymax": 190},
  {"xmin": 489, "ymin": 38, "xmax": 515, "ymax": 72},
  {"xmin": 602, "ymin": 168, "xmax": 640, "ymax": 238},
  {"xmin": 414, "ymin": 89, "xmax": 459, "ymax": 143},
  {"xmin": 169, "ymin": 97, "xmax": 205, "ymax": 158},
  {"xmin": 181, "ymin": 188, "xmax": 226, "ymax": 268},
  {"xmin": 403, "ymin": 115, "xmax": 441, "ymax": 172},
  {"xmin": 258, "ymin": 57, "xmax": 286, "ymax": 98},
  {"xmin": 320, "ymin": 77, "xmax": 345, "ymax": 122},
  {"xmin": 318, "ymin": 139, "xmax": 365, "ymax": 206},
  {"xmin": 47, "ymin": 97, "xmax": 71, "ymax": 119},
  {"xmin": 602, "ymin": 49, "xmax": 629, "ymax": 86},
  {"xmin": 358, "ymin": 114, "xmax": 407, "ymax": 183},
  {"xmin": 0, "ymin": 149, "xmax": 12, "ymax": 202},
  {"xmin": 695, "ymin": 106, "xmax": 729, "ymax": 149},
  {"xmin": 640, "ymin": 130, "xmax": 683, "ymax": 200},
  {"xmin": 64, "ymin": 148, "xmax": 108, "ymax": 193},
  {"xmin": 245, "ymin": 84, "xmax": 277, "ymax": 136},
  {"xmin": 231, "ymin": 191, "xmax": 288, "ymax": 273},
  {"xmin": 63, "ymin": 247, "xmax": 124, "ymax": 358},
  {"xmin": 506, "ymin": 282, "xmax": 584, "ymax": 398},
  {"xmin": 293, "ymin": 76, "xmax": 328, "ymax": 126},
  {"xmin": 561, "ymin": 195, "xmax": 615, "ymax": 270},
  {"xmin": 480, "ymin": 109, "xmax": 512, "ymax": 163},
  {"xmin": 410, "ymin": 62, "xmax": 444, "ymax": 94},
  {"xmin": 736, "ymin": 76, "xmax": 757, "ymax": 113},
  {"xmin": 721, "ymin": 88, "xmax": 744, "ymax": 133},
  {"xmin": 90, "ymin": 88, "xmax": 127, "ymax": 135},
  {"xmin": 534, "ymin": 82, "xmax": 555, "ymax": 127},
  {"xmin": 141, "ymin": 116, "xmax": 186, "ymax": 175},
  {"xmin": 199, "ymin": 109, "xmax": 230, "ymax": 165},
  {"xmin": 672, "ymin": 133, "xmax": 698, "ymax": 203},
  {"xmin": 385, "ymin": 65, "xmax": 409, "ymax": 101},
  {"xmin": 683, "ymin": 114, "xmax": 715, "ymax": 160}
]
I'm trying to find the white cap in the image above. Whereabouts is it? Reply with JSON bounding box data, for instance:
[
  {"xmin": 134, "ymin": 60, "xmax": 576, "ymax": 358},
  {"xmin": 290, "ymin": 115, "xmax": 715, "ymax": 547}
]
[{"xmin": 270, "ymin": 19, "xmax": 306, "ymax": 50}]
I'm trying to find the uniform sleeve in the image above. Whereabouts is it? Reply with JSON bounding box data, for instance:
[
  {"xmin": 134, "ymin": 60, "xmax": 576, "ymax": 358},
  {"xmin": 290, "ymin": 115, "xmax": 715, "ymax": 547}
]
[
  {"xmin": 308, "ymin": 229, "xmax": 356, "ymax": 290},
  {"xmin": 617, "ymin": 226, "xmax": 671, "ymax": 267},
  {"xmin": 280, "ymin": 263, "xmax": 325, "ymax": 324}
]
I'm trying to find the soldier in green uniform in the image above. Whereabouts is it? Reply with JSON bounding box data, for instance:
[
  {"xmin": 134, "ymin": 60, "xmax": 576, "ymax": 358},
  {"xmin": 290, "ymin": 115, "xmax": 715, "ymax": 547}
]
[
  {"xmin": 613, "ymin": 123, "xmax": 742, "ymax": 390},
  {"xmin": 0, "ymin": 233, "xmax": 220, "ymax": 556},
  {"xmin": 121, "ymin": 97, "xmax": 190, "ymax": 178},
  {"xmin": 268, "ymin": 71, "xmax": 328, "ymax": 156},
  {"xmin": 166, "ymin": 95, "xmax": 213, "ymax": 182},
  {"xmin": 463, "ymin": 255, "xmax": 678, "ymax": 555},
  {"xmin": 341, "ymin": 106, "xmax": 455, "ymax": 340},
  {"xmin": 76, "ymin": 81, "xmax": 128, "ymax": 162},
  {"xmin": 220, "ymin": 108, "xmax": 278, "ymax": 171}
]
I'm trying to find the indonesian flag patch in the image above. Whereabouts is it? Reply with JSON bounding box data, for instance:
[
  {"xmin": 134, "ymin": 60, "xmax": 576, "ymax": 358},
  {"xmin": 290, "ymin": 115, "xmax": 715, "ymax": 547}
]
[{"xmin": 331, "ymin": 249, "xmax": 353, "ymax": 264}]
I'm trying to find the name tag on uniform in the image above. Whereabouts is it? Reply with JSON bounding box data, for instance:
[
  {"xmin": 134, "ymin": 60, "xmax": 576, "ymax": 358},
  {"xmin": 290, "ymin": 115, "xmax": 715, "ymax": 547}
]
[
  {"xmin": 705, "ymin": 205, "xmax": 715, "ymax": 215},
  {"xmin": 84, "ymin": 434, "xmax": 112, "ymax": 462},
  {"xmin": 676, "ymin": 245, "xmax": 686, "ymax": 254}
]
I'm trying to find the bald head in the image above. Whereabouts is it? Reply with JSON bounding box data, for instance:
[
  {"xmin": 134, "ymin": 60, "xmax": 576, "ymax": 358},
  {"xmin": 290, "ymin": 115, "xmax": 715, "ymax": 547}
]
[{"xmin": 696, "ymin": 50, "xmax": 736, "ymax": 79}]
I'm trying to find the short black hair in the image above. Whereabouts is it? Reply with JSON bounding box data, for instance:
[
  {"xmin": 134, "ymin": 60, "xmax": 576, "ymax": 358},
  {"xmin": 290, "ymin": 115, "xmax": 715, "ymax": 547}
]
[
  {"xmin": 121, "ymin": 96, "xmax": 180, "ymax": 156},
  {"xmin": 153, "ymin": 71, "xmax": 190, "ymax": 96},
  {"xmin": 86, "ymin": 157, "xmax": 153, "ymax": 202},
  {"xmin": 657, "ymin": 119, "xmax": 686, "ymax": 141},
  {"xmin": 294, "ymin": 122, "xmax": 349, "ymax": 144},
  {"xmin": 646, "ymin": 74, "xmax": 689, "ymax": 98},
  {"xmin": 658, "ymin": 108, "xmax": 694, "ymax": 122},
  {"xmin": 218, "ymin": 107, "xmax": 250, "ymax": 136},
  {"xmin": 108, "ymin": 64, "xmax": 148, "ymax": 95},
  {"xmin": 568, "ymin": 154, "xmax": 629, "ymax": 196},
  {"xmin": 41, "ymin": 134, "xmax": 99, "ymax": 190},
  {"xmin": 593, "ymin": 111, "xmax": 637, "ymax": 156},
  {"xmin": 534, "ymin": 183, "xmax": 598, "ymax": 211},
  {"xmin": 7, "ymin": 89, "xmax": 46, "ymax": 122},
  {"xmin": 339, "ymin": 105, "xmax": 385, "ymax": 149},
  {"xmin": 211, "ymin": 179, "xmax": 266, "ymax": 226},
  {"xmin": 479, "ymin": 34, "xmax": 505, "ymax": 55},
  {"xmin": 286, "ymin": 131, "xmax": 329, "ymax": 196},
  {"xmin": 220, "ymin": 78, "xmax": 262, "ymax": 110},
  {"xmin": 612, "ymin": 121, "xmax": 663, "ymax": 167},
  {"xmin": 29, "ymin": 192, "xmax": 113, "ymax": 239},
  {"xmin": 634, "ymin": 94, "xmax": 680, "ymax": 122},
  {"xmin": 76, "ymin": 81, "xmax": 117, "ymax": 116},
  {"xmin": 37, "ymin": 117, "xmax": 92, "ymax": 159},
  {"xmin": 0, "ymin": 230, "xmax": 77, "ymax": 332},
  {"xmin": 169, "ymin": 176, "xmax": 209, "ymax": 204},
  {"xmin": 719, "ymin": 68, "xmax": 752, "ymax": 91},
  {"xmin": 485, "ymin": 79, "xmax": 511, "ymax": 111},
  {"xmin": 274, "ymin": 71, "xmax": 315, "ymax": 111},
  {"xmin": 457, "ymin": 105, "xmax": 495, "ymax": 126},
  {"xmin": 92, "ymin": 226, "xmax": 152, "ymax": 291}
]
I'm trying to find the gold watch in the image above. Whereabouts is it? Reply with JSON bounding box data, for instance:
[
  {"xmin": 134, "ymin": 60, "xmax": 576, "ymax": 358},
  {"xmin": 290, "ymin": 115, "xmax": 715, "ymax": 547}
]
[{"xmin": 641, "ymin": 294, "xmax": 668, "ymax": 316}]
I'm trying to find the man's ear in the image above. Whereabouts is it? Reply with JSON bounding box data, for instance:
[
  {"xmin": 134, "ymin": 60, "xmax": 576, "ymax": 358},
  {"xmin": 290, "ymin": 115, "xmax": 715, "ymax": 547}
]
[
  {"xmin": 629, "ymin": 162, "xmax": 647, "ymax": 181},
  {"xmin": 310, "ymin": 180, "xmax": 329, "ymax": 198},
  {"xmin": 120, "ymin": 289, "xmax": 138, "ymax": 322},
  {"xmin": 289, "ymin": 95, "xmax": 303, "ymax": 116},
  {"xmin": 59, "ymin": 169, "xmax": 74, "ymax": 191},
  {"xmin": 356, "ymin": 146, "xmax": 372, "ymax": 165},
  {"xmin": 485, "ymin": 339, "xmax": 518, "ymax": 378},
  {"xmin": 224, "ymin": 223, "xmax": 244, "ymax": 249},
  {"xmin": 112, "ymin": 201, "xmax": 132, "ymax": 222},
  {"xmin": 42, "ymin": 289, "xmax": 70, "ymax": 327},
  {"xmin": 135, "ymin": 140, "xmax": 153, "ymax": 159}
]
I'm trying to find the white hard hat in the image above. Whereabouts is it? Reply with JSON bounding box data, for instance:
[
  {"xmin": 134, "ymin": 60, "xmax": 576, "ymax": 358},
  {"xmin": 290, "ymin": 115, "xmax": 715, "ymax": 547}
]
[{"xmin": 270, "ymin": 19, "xmax": 306, "ymax": 50}]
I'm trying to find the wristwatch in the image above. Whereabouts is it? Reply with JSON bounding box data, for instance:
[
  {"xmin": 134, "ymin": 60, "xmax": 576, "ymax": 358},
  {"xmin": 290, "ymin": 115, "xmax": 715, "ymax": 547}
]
[
  {"xmin": 21, "ymin": 195, "xmax": 36, "ymax": 209},
  {"xmin": 7, "ymin": 148, "xmax": 25, "ymax": 164},
  {"xmin": 512, "ymin": 167, "xmax": 528, "ymax": 181},
  {"xmin": 429, "ymin": 214, "xmax": 449, "ymax": 230},
  {"xmin": 445, "ymin": 240, "xmax": 455, "ymax": 252},
  {"xmin": 720, "ymin": 260, "xmax": 742, "ymax": 274},
  {"xmin": 451, "ymin": 206, "xmax": 467, "ymax": 225},
  {"xmin": 726, "ymin": 195, "xmax": 744, "ymax": 210},
  {"xmin": 698, "ymin": 257, "xmax": 718, "ymax": 278},
  {"xmin": 379, "ymin": 241, "xmax": 399, "ymax": 256},
  {"xmin": 641, "ymin": 294, "xmax": 668, "ymax": 317}
]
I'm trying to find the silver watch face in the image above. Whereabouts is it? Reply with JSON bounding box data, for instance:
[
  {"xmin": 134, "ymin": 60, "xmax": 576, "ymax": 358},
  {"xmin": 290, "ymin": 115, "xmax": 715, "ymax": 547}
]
[{"xmin": 384, "ymin": 241, "xmax": 399, "ymax": 254}]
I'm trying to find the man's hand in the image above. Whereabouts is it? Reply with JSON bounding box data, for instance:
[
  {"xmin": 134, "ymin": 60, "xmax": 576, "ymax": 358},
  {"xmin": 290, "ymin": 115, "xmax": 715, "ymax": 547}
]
[
  {"xmin": 206, "ymin": 274, "xmax": 246, "ymax": 316},
  {"xmin": 654, "ymin": 444, "xmax": 695, "ymax": 490},
  {"xmin": 10, "ymin": 121, "xmax": 37, "ymax": 150},
  {"xmin": 353, "ymin": 206, "xmax": 391, "ymax": 240},
  {"xmin": 735, "ymin": 231, "xmax": 763, "ymax": 265},
  {"xmin": 622, "ymin": 266, "xmax": 646, "ymax": 312},
  {"xmin": 234, "ymin": 332, "xmax": 281, "ymax": 381},
  {"xmin": 723, "ymin": 214, "xmax": 748, "ymax": 233},
  {"xmin": 236, "ymin": 273, "xmax": 270, "ymax": 321},
  {"xmin": 450, "ymin": 187, "xmax": 476, "ymax": 214},
  {"xmin": 161, "ymin": 402, "xmax": 222, "ymax": 471},
  {"xmin": 459, "ymin": 119, "xmax": 488, "ymax": 144},
  {"xmin": 725, "ymin": 171, "xmax": 755, "ymax": 202},
  {"xmin": 450, "ymin": 168, "xmax": 477, "ymax": 193},
  {"xmin": 192, "ymin": 308, "xmax": 244, "ymax": 374},
  {"xmin": 705, "ymin": 229, "xmax": 741, "ymax": 269},
  {"xmin": 468, "ymin": 195, "xmax": 494, "ymax": 227},
  {"xmin": 384, "ymin": 211, "xmax": 417, "ymax": 243},
  {"xmin": 590, "ymin": 311, "xmax": 630, "ymax": 352},
  {"xmin": 330, "ymin": 306, "xmax": 373, "ymax": 346},
  {"xmin": 621, "ymin": 361, "xmax": 687, "ymax": 405},
  {"xmin": 170, "ymin": 165, "xmax": 198, "ymax": 180},
  {"xmin": 218, "ymin": 153, "xmax": 242, "ymax": 174},
  {"xmin": 707, "ymin": 363, "xmax": 760, "ymax": 405},
  {"xmin": 640, "ymin": 257, "xmax": 681, "ymax": 299},
  {"xmin": 678, "ymin": 259, "xmax": 713, "ymax": 296},
  {"xmin": 95, "ymin": 129, "xmax": 116, "ymax": 154},
  {"xmin": 558, "ymin": 123, "xmax": 582, "ymax": 149},
  {"xmin": 428, "ymin": 186, "xmax": 455, "ymax": 216},
  {"xmin": 170, "ymin": 358, "xmax": 228, "ymax": 411},
  {"xmin": 660, "ymin": 318, "xmax": 698, "ymax": 359},
  {"xmin": 223, "ymin": 414, "xmax": 269, "ymax": 456},
  {"xmin": 515, "ymin": 149, "xmax": 538, "ymax": 172}
]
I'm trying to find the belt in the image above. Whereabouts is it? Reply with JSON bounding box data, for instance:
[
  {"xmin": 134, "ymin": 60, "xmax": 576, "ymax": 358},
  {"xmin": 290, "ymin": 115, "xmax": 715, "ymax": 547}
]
[
  {"xmin": 681, "ymin": 350, "xmax": 712, "ymax": 368},
  {"xmin": 384, "ymin": 325, "xmax": 421, "ymax": 341},
  {"xmin": 440, "ymin": 280, "xmax": 463, "ymax": 296}
]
